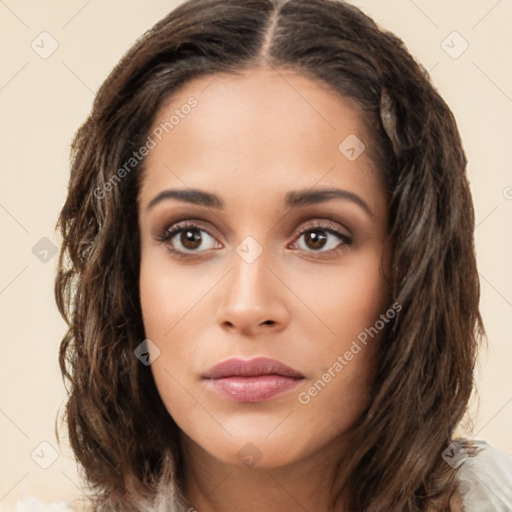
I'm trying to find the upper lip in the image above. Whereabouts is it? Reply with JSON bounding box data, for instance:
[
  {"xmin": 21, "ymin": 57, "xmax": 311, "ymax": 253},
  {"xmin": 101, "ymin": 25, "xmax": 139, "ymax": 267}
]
[{"xmin": 202, "ymin": 357, "xmax": 305, "ymax": 379}]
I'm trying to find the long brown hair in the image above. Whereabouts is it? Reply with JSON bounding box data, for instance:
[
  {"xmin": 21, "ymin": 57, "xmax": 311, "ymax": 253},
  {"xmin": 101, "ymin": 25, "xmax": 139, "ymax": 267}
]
[{"xmin": 54, "ymin": 0, "xmax": 485, "ymax": 510}]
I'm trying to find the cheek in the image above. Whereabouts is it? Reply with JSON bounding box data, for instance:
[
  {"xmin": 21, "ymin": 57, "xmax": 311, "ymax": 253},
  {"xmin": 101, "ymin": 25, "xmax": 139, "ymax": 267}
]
[
  {"xmin": 138, "ymin": 254, "xmax": 216, "ymax": 421},
  {"xmin": 139, "ymin": 252, "xmax": 212, "ymax": 340},
  {"xmin": 292, "ymin": 251, "xmax": 389, "ymax": 405},
  {"xmin": 293, "ymin": 251, "xmax": 390, "ymax": 348}
]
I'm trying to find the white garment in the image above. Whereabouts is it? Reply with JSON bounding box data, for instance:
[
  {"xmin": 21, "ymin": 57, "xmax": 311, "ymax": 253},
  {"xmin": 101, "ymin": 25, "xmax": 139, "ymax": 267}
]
[
  {"xmin": 0, "ymin": 497, "xmax": 72, "ymax": 512},
  {"xmin": 455, "ymin": 438, "xmax": 512, "ymax": 511},
  {"xmin": 2, "ymin": 438, "xmax": 511, "ymax": 511}
]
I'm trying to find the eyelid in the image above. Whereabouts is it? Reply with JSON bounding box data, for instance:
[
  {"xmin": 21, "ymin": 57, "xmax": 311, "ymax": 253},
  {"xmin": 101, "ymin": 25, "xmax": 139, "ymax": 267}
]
[{"xmin": 292, "ymin": 219, "xmax": 351, "ymax": 239}]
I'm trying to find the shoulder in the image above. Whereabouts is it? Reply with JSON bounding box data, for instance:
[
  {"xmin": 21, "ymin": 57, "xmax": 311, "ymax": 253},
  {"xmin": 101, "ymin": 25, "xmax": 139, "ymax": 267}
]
[{"xmin": 452, "ymin": 437, "xmax": 512, "ymax": 511}]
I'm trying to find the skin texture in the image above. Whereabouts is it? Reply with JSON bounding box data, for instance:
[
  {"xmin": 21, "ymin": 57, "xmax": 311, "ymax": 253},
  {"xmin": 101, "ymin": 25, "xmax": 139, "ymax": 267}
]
[{"xmin": 137, "ymin": 67, "xmax": 392, "ymax": 512}]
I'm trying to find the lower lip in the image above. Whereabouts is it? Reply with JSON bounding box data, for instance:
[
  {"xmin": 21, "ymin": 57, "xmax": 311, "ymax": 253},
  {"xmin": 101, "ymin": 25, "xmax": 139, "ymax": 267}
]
[{"xmin": 206, "ymin": 375, "xmax": 303, "ymax": 402}]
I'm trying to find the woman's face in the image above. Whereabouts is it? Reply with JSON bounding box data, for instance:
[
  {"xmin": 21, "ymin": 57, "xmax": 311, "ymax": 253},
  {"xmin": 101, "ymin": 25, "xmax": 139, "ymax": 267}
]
[{"xmin": 138, "ymin": 67, "xmax": 391, "ymax": 469}]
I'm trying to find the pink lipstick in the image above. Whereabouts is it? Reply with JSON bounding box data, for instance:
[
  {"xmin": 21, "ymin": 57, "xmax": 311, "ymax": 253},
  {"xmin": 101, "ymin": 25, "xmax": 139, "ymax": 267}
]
[{"xmin": 202, "ymin": 357, "xmax": 305, "ymax": 403}]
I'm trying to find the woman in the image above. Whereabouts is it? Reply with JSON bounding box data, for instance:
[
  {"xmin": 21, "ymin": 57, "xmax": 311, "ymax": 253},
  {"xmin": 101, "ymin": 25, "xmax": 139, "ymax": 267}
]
[{"xmin": 53, "ymin": 0, "xmax": 512, "ymax": 510}]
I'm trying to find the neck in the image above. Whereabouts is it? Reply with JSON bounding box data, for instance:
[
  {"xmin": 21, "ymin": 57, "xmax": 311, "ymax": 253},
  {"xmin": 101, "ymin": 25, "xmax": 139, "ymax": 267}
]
[{"xmin": 179, "ymin": 433, "xmax": 348, "ymax": 512}]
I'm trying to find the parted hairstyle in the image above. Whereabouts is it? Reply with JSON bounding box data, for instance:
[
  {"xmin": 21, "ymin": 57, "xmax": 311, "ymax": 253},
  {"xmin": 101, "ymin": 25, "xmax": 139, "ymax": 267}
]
[{"xmin": 54, "ymin": 0, "xmax": 485, "ymax": 510}]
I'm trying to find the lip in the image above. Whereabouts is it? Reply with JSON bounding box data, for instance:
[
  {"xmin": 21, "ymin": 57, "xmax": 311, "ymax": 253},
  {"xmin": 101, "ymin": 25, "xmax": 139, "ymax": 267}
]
[
  {"xmin": 202, "ymin": 357, "xmax": 305, "ymax": 403},
  {"xmin": 202, "ymin": 357, "xmax": 305, "ymax": 379}
]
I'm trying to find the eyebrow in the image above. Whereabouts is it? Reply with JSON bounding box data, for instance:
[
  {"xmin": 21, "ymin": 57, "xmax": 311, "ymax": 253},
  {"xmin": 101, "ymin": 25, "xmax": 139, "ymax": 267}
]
[{"xmin": 146, "ymin": 187, "xmax": 375, "ymax": 218}]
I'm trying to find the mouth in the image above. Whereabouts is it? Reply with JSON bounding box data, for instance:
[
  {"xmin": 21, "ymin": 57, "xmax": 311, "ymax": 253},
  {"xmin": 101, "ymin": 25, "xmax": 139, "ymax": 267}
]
[{"xmin": 202, "ymin": 357, "xmax": 305, "ymax": 403}]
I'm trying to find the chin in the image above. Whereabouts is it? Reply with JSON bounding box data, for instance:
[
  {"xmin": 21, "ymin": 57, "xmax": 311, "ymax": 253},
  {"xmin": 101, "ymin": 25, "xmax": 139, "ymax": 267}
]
[{"xmin": 181, "ymin": 425, "xmax": 316, "ymax": 470}]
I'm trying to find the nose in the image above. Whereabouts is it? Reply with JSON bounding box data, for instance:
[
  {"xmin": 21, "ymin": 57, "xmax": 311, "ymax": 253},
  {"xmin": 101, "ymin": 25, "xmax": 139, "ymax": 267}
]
[{"xmin": 216, "ymin": 248, "xmax": 290, "ymax": 336}]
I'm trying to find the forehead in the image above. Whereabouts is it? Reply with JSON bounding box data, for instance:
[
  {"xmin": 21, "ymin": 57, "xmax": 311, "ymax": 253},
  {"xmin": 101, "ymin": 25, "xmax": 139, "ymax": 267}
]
[{"xmin": 138, "ymin": 66, "xmax": 380, "ymax": 207}]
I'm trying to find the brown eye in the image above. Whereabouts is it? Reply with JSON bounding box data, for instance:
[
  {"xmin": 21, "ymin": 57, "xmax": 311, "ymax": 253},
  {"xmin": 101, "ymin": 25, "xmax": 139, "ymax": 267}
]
[
  {"xmin": 179, "ymin": 228, "xmax": 203, "ymax": 250},
  {"xmin": 303, "ymin": 230, "xmax": 329, "ymax": 250},
  {"xmin": 292, "ymin": 223, "xmax": 352, "ymax": 254},
  {"xmin": 159, "ymin": 222, "xmax": 220, "ymax": 255}
]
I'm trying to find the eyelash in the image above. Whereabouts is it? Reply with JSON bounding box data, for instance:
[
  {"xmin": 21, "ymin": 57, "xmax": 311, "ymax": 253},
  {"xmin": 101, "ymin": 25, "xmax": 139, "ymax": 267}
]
[{"xmin": 155, "ymin": 220, "xmax": 353, "ymax": 259}]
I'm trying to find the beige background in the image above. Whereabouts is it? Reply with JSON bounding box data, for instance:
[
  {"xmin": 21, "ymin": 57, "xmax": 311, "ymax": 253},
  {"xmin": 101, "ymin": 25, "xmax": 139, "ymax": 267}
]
[{"xmin": 0, "ymin": 0, "xmax": 511, "ymax": 507}]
